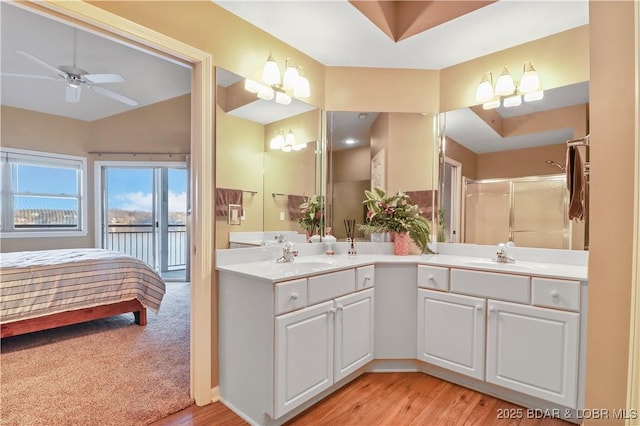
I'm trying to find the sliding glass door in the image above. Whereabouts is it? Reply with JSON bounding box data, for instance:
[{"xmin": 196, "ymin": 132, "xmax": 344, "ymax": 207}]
[{"xmin": 97, "ymin": 162, "xmax": 188, "ymax": 281}]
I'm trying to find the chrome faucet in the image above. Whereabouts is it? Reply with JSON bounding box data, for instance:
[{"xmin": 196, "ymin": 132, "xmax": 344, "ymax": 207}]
[
  {"xmin": 275, "ymin": 236, "xmax": 298, "ymax": 263},
  {"xmin": 494, "ymin": 241, "xmax": 516, "ymax": 263}
]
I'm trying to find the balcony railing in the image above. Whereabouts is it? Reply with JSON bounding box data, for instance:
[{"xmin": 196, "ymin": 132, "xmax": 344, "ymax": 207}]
[{"xmin": 106, "ymin": 224, "xmax": 186, "ymax": 271}]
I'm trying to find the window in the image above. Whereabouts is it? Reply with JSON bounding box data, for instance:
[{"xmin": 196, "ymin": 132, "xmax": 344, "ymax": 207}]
[{"xmin": 1, "ymin": 148, "xmax": 87, "ymax": 237}]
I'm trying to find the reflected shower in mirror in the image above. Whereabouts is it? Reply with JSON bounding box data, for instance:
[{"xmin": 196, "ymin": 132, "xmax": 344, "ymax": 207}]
[
  {"xmin": 215, "ymin": 67, "xmax": 321, "ymax": 249},
  {"xmin": 439, "ymin": 81, "xmax": 589, "ymax": 250}
]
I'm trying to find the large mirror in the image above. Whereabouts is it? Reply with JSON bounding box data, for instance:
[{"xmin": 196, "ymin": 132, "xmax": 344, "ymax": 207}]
[
  {"xmin": 439, "ymin": 81, "xmax": 589, "ymax": 250},
  {"xmin": 327, "ymin": 111, "xmax": 437, "ymax": 242},
  {"xmin": 215, "ymin": 67, "xmax": 322, "ymax": 249}
]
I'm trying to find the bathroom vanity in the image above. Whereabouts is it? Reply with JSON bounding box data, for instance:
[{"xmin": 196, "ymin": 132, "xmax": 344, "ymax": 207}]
[{"xmin": 217, "ymin": 243, "xmax": 588, "ymax": 425}]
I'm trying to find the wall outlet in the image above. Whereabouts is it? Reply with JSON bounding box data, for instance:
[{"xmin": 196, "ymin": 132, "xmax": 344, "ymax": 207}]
[{"xmin": 279, "ymin": 212, "xmax": 285, "ymax": 221}]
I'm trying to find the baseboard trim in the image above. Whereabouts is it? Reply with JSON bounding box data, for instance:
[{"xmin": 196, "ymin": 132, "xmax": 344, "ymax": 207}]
[{"xmin": 211, "ymin": 386, "xmax": 220, "ymax": 403}]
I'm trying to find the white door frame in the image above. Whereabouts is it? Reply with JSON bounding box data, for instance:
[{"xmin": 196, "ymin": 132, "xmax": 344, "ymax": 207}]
[
  {"xmin": 444, "ymin": 157, "xmax": 462, "ymax": 243},
  {"xmin": 22, "ymin": 1, "xmax": 214, "ymax": 405}
]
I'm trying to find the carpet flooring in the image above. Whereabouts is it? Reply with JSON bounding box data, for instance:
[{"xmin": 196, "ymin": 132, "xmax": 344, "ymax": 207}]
[{"xmin": 1, "ymin": 282, "xmax": 192, "ymax": 426}]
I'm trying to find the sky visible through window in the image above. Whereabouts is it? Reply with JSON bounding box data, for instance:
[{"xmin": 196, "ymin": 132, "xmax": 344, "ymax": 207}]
[{"xmin": 107, "ymin": 168, "xmax": 187, "ymax": 213}]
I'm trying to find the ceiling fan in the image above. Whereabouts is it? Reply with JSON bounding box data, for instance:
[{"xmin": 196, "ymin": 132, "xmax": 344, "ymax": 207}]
[{"xmin": 3, "ymin": 50, "xmax": 138, "ymax": 106}]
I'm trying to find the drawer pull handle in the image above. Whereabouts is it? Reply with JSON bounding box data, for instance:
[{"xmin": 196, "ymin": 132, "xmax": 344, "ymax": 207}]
[
  {"xmin": 550, "ymin": 291, "xmax": 559, "ymax": 299},
  {"xmin": 290, "ymin": 293, "xmax": 299, "ymax": 300},
  {"xmin": 364, "ymin": 276, "xmax": 371, "ymax": 281}
]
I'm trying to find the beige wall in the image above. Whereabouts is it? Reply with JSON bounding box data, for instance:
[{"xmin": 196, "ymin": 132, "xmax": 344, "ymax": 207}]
[
  {"xmin": 476, "ymin": 143, "xmax": 567, "ymax": 180},
  {"xmin": 440, "ymin": 25, "xmax": 590, "ymax": 112},
  {"xmin": 1, "ymin": 96, "xmax": 190, "ymax": 253},
  {"xmin": 331, "ymin": 146, "xmax": 370, "ymax": 239},
  {"xmin": 215, "ymin": 107, "xmax": 264, "ymax": 249},
  {"xmin": 585, "ymin": 1, "xmax": 637, "ymax": 423}
]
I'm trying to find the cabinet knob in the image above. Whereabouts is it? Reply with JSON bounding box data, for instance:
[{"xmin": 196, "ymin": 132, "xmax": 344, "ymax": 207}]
[
  {"xmin": 364, "ymin": 276, "xmax": 371, "ymax": 282},
  {"xmin": 290, "ymin": 292, "xmax": 299, "ymax": 300},
  {"xmin": 475, "ymin": 305, "xmax": 483, "ymax": 311},
  {"xmin": 488, "ymin": 306, "xmax": 496, "ymax": 313},
  {"xmin": 328, "ymin": 308, "xmax": 337, "ymax": 315},
  {"xmin": 336, "ymin": 305, "xmax": 343, "ymax": 311},
  {"xmin": 427, "ymin": 274, "xmax": 434, "ymax": 281},
  {"xmin": 550, "ymin": 290, "xmax": 559, "ymax": 298}
]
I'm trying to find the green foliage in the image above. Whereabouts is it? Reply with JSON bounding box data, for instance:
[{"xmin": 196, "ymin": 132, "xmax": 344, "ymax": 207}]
[
  {"xmin": 358, "ymin": 187, "xmax": 433, "ymax": 253},
  {"xmin": 298, "ymin": 195, "xmax": 324, "ymax": 235}
]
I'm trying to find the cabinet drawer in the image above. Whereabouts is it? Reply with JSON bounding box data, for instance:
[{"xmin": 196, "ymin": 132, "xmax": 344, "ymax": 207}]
[
  {"xmin": 451, "ymin": 269, "xmax": 530, "ymax": 303},
  {"xmin": 308, "ymin": 269, "xmax": 356, "ymax": 305},
  {"xmin": 532, "ymin": 278, "xmax": 581, "ymax": 312},
  {"xmin": 417, "ymin": 265, "xmax": 449, "ymax": 291},
  {"xmin": 356, "ymin": 265, "xmax": 374, "ymax": 290},
  {"xmin": 275, "ymin": 278, "xmax": 308, "ymax": 315}
]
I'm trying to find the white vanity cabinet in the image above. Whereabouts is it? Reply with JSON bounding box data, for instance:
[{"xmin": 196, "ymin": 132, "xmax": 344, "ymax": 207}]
[
  {"xmin": 417, "ymin": 289, "xmax": 485, "ymax": 380},
  {"xmin": 486, "ymin": 300, "xmax": 579, "ymax": 407},
  {"xmin": 274, "ymin": 287, "xmax": 374, "ymax": 418},
  {"xmin": 417, "ymin": 267, "xmax": 584, "ymax": 410}
]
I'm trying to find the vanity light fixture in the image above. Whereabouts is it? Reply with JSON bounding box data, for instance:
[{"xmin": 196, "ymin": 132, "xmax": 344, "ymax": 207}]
[
  {"xmin": 475, "ymin": 61, "xmax": 544, "ymax": 110},
  {"xmin": 270, "ymin": 130, "xmax": 307, "ymax": 152},
  {"xmin": 246, "ymin": 54, "xmax": 311, "ymax": 105}
]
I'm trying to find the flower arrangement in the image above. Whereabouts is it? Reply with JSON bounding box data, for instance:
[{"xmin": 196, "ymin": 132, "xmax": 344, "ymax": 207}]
[
  {"xmin": 298, "ymin": 195, "xmax": 324, "ymax": 236},
  {"xmin": 358, "ymin": 187, "xmax": 433, "ymax": 253}
]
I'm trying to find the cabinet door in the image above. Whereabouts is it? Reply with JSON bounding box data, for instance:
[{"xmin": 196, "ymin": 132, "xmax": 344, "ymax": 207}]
[
  {"xmin": 334, "ymin": 289, "xmax": 375, "ymax": 382},
  {"xmin": 275, "ymin": 301, "xmax": 334, "ymax": 418},
  {"xmin": 486, "ymin": 300, "xmax": 579, "ymax": 408},
  {"xmin": 417, "ymin": 289, "xmax": 486, "ymax": 380}
]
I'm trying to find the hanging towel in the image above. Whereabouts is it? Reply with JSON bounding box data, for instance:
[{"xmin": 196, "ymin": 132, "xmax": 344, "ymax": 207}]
[
  {"xmin": 215, "ymin": 188, "xmax": 243, "ymax": 217},
  {"xmin": 566, "ymin": 146, "xmax": 585, "ymax": 221},
  {"xmin": 405, "ymin": 190, "xmax": 438, "ymax": 218},
  {"xmin": 287, "ymin": 194, "xmax": 306, "ymax": 220}
]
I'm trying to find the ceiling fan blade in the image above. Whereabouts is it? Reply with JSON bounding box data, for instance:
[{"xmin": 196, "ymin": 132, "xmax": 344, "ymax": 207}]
[
  {"xmin": 84, "ymin": 73, "xmax": 125, "ymax": 84},
  {"xmin": 88, "ymin": 85, "xmax": 138, "ymax": 106},
  {"xmin": 66, "ymin": 85, "xmax": 81, "ymax": 103},
  {"xmin": 2, "ymin": 72, "xmax": 59, "ymax": 81},
  {"xmin": 17, "ymin": 50, "xmax": 64, "ymax": 76}
]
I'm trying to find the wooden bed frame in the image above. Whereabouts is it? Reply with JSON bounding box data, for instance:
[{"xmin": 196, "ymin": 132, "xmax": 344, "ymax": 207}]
[{"xmin": 0, "ymin": 299, "xmax": 147, "ymax": 338}]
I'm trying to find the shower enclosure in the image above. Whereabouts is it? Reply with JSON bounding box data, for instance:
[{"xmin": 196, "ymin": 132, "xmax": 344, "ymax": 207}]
[{"xmin": 463, "ymin": 175, "xmax": 574, "ymax": 249}]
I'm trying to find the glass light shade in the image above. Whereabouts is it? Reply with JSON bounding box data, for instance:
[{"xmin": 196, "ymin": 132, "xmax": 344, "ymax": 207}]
[
  {"xmin": 257, "ymin": 86, "xmax": 274, "ymax": 101},
  {"xmin": 270, "ymin": 134, "xmax": 285, "ymax": 150},
  {"xmin": 503, "ymin": 94, "xmax": 522, "ymax": 107},
  {"xmin": 482, "ymin": 99, "xmax": 500, "ymax": 110},
  {"xmin": 275, "ymin": 91, "xmax": 292, "ymax": 105},
  {"xmin": 524, "ymin": 90, "xmax": 544, "ymax": 102},
  {"xmin": 475, "ymin": 74, "xmax": 494, "ymax": 103},
  {"xmin": 285, "ymin": 130, "xmax": 296, "ymax": 147},
  {"xmin": 262, "ymin": 55, "xmax": 281, "ymax": 86},
  {"xmin": 495, "ymin": 67, "xmax": 515, "ymax": 96},
  {"xmin": 282, "ymin": 145, "xmax": 292, "ymax": 153},
  {"xmin": 282, "ymin": 60, "xmax": 300, "ymax": 90},
  {"xmin": 294, "ymin": 143, "xmax": 306, "ymax": 150},
  {"xmin": 294, "ymin": 73, "xmax": 311, "ymax": 98},
  {"xmin": 519, "ymin": 62, "xmax": 540, "ymax": 93},
  {"xmin": 244, "ymin": 78, "xmax": 261, "ymax": 94}
]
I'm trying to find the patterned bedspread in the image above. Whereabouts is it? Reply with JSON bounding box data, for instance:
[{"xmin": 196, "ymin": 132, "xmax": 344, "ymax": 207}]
[{"xmin": 0, "ymin": 248, "xmax": 166, "ymax": 324}]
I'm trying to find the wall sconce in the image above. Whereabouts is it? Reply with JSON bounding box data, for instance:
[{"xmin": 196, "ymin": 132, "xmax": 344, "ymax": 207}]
[
  {"xmin": 270, "ymin": 129, "xmax": 307, "ymax": 152},
  {"xmin": 475, "ymin": 61, "xmax": 544, "ymax": 110},
  {"xmin": 245, "ymin": 54, "xmax": 310, "ymax": 105}
]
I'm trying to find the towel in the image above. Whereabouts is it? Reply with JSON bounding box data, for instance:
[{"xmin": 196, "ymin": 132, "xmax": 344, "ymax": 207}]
[
  {"xmin": 215, "ymin": 188, "xmax": 243, "ymax": 217},
  {"xmin": 405, "ymin": 190, "xmax": 438, "ymax": 218},
  {"xmin": 566, "ymin": 146, "xmax": 585, "ymax": 221},
  {"xmin": 287, "ymin": 195, "xmax": 306, "ymax": 220}
]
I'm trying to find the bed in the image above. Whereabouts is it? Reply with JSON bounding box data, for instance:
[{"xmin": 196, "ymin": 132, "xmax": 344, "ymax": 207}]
[{"xmin": 0, "ymin": 248, "xmax": 166, "ymax": 338}]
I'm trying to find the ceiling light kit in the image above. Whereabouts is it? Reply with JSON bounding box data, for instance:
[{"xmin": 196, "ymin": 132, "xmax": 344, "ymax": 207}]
[
  {"xmin": 475, "ymin": 61, "xmax": 543, "ymax": 110},
  {"xmin": 244, "ymin": 54, "xmax": 310, "ymax": 105}
]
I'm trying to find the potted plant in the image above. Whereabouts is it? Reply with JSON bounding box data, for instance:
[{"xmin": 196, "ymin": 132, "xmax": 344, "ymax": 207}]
[
  {"xmin": 358, "ymin": 187, "xmax": 433, "ymax": 255},
  {"xmin": 298, "ymin": 195, "xmax": 324, "ymax": 240}
]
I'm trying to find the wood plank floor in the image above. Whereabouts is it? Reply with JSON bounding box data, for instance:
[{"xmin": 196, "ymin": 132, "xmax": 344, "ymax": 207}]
[{"xmin": 152, "ymin": 373, "xmax": 572, "ymax": 426}]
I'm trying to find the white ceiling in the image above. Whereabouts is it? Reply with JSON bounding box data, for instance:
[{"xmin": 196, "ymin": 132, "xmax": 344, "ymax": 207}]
[
  {"xmin": 0, "ymin": 3, "xmax": 191, "ymax": 122},
  {"xmin": 1, "ymin": 1, "xmax": 590, "ymax": 152}
]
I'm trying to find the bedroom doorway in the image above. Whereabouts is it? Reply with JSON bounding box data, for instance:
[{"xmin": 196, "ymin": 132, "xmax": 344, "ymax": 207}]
[{"xmin": 96, "ymin": 162, "xmax": 189, "ymax": 282}]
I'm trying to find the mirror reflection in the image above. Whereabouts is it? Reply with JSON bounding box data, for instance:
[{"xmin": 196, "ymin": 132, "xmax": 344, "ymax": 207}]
[
  {"xmin": 215, "ymin": 67, "xmax": 321, "ymax": 249},
  {"xmin": 439, "ymin": 81, "xmax": 589, "ymax": 250},
  {"xmin": 327, "ymin": 111, "xmax": 437, "ymax": 242}
]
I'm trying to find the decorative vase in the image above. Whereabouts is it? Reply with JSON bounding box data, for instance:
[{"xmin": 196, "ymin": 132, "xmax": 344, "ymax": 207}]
[
  {"xmin": 393, "ymin": 232, "xmax": 410, "ymax": 256},
  {"xmin": 370, "ymin": 232, "xmax": 385, "ymax": 242}
]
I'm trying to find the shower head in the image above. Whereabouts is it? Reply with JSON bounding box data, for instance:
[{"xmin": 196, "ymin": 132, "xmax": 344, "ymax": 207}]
[{"xmin": 545, "ymin": 160, "xmax": 566, "ymax": 172}]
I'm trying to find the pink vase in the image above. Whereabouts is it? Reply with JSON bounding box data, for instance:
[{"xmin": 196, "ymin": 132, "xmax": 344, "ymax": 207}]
[{"xmin": 393, "ymin": 232, "xmax": 410, "ymax": 255}]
